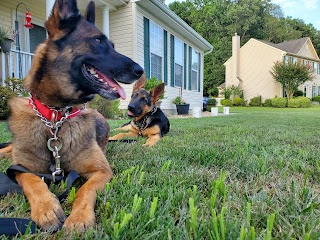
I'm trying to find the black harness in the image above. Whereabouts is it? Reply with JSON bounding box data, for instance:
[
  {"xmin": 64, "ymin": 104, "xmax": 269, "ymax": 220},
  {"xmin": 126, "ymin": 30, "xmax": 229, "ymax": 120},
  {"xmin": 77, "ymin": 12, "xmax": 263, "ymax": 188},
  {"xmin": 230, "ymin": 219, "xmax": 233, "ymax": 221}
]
[
  {"xmin": 0, "ymin": 164, "xmax": 81, "ymax": 235},
  {"xmin": 132, "ymin": 106, "xmax": 158, "ymax": 135}
]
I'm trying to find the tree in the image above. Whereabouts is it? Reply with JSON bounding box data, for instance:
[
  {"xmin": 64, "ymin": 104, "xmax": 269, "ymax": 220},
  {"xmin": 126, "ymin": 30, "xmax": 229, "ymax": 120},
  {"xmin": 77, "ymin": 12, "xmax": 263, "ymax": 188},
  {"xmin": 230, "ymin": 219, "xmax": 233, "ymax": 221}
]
[
  {"xmin": 270, "ymin": 61, "xmax": 314, "ymax": 100},
  {"xmin": 169, "ymin": 0, "xmax": 320, "ymax": 96}
]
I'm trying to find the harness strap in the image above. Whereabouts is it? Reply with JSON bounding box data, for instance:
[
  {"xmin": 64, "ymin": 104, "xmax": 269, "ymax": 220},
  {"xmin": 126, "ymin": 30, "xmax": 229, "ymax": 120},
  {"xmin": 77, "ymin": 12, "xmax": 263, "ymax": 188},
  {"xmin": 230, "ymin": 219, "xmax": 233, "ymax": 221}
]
[
  {"xmin": 0, "ymin": 218, "xmax": 37, "ymax": 235},
  {"xmin": 0, "ymin": 165, "xmax": 81, "ymax": 235}
]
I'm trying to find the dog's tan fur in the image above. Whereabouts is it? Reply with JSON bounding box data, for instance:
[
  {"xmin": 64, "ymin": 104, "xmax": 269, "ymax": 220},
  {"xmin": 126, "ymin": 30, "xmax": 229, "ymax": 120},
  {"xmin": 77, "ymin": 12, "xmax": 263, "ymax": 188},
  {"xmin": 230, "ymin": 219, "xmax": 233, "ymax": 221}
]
[
  {"xmin": 109, "ymin": 76, "xmax": 169, "ymax": 146},
  {"xmin": 0, "ymin": 0, "xmax": 143, "ymax": 232}
]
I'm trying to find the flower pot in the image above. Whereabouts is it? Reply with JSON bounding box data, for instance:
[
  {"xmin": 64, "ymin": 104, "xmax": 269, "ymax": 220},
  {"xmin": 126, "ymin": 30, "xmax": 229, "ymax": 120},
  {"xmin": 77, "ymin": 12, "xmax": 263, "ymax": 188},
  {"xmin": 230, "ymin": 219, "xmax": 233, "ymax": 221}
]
[
  {"xmin": 176, "ymin": 104, "xmax": 190, "ymax": 115},
  {"xmin": 0, "ymin": 38, "xmax": 13, "ymax": 53}
]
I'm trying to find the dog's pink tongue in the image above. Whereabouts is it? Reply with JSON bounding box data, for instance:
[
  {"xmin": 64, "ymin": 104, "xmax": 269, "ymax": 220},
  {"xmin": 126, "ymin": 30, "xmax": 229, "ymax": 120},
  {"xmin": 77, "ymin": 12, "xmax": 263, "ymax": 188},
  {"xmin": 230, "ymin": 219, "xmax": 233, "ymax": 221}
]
[
  {"xmin": 115, "ymin": 85, "xmax": 126, "ymax": 100},
  {"xmin": 96, "ymin": 70, "xmax": 126, "ymax": 100},
  {"xmin": 127, "ymin": 110, "xmax": 135, "ymax": 117}
]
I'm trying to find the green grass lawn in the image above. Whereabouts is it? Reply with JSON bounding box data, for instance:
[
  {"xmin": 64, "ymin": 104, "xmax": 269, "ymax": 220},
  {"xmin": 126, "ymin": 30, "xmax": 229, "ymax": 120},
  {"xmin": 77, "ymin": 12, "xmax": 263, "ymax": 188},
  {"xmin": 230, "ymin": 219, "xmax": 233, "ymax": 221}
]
[{"xmin": 1, "ymin": 106, "xmax": 320, "ymax": 239}]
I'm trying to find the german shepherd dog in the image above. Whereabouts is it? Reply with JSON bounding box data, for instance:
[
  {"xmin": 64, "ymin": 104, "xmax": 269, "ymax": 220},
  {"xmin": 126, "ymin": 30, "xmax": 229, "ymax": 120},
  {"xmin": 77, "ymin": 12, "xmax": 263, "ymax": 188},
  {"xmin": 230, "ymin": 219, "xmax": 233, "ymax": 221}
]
[
  {"xmin": 0, "ymin": 0, "xmax": 143, "ymax": 232},
  {"xmin": 109, "ymin": 75, "xmax": 170, "ymax": 146}
]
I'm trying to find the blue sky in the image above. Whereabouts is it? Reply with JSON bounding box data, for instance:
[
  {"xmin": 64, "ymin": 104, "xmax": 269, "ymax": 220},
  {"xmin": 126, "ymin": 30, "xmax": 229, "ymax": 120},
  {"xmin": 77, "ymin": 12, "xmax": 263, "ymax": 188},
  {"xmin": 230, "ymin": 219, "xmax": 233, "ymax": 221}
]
[{"xmin": 165, "ymin": 0, "xmax": 320, "ymax": 30}]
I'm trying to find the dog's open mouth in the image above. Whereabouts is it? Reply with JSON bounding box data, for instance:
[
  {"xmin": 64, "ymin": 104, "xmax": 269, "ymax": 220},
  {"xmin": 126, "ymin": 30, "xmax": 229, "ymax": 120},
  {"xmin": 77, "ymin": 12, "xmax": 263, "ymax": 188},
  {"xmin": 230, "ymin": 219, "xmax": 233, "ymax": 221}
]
[{"xmin": 82, "ymin": 64, "xmax": 126, "ymax": 100}]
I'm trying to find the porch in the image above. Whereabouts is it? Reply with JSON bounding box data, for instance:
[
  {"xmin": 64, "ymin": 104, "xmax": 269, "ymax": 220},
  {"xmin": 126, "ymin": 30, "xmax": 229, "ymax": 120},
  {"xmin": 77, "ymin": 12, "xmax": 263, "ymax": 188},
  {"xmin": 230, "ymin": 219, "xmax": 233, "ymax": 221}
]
[
  {"xmin": 0, "ymin": 49, "xmax": 33, "ymax": 84},
  {"xmin": 0, "ymin": 0, "xmax": 130, "ymax": 86}
]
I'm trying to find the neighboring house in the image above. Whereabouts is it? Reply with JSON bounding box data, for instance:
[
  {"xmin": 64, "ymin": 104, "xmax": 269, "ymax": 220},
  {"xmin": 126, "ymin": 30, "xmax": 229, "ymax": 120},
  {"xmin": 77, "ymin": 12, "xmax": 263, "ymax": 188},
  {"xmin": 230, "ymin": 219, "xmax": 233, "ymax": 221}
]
[
  {"xmin": 0, "ymin": 0, "xmax": 213, "ymax": 114},
  {"xmin": 224, "ymin": 34, "xmax": 320, "ymax": 102}
]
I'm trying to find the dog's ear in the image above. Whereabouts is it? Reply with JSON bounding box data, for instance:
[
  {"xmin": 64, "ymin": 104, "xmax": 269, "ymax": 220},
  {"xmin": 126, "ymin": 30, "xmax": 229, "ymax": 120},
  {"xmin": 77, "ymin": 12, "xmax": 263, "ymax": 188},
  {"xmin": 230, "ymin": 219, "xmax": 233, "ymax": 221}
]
[
  {"xmin": 150, "ymin": 83, "xmax": 165, "ymax": 104},
  {"xmin": 45, "ymin": 0, "xmax": 80, "ymax": 40},
  {"xmin": 133, "ymin": 73, "xmax": 147, "ymax": 92},
  {"xmin": 84, "ymin": 1, "xmax": 95, "ymax": 24}
]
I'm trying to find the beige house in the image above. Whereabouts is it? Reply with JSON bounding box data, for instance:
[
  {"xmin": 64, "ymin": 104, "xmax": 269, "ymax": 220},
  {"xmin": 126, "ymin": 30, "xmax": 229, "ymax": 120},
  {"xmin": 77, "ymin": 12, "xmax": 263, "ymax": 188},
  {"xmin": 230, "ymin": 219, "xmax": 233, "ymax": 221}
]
[
  {"xmin": 0, "ymin": 0, "xmax": 212, "ymax": 114},
  {"xmin": 224, "ymin": 34, "xmax": 320, "ymax": 102}
]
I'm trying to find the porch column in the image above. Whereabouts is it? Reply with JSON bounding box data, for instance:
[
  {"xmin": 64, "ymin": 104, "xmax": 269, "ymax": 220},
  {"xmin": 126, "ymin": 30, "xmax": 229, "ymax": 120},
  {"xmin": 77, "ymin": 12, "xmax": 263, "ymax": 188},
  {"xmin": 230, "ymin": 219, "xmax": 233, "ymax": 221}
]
[
  {"xmin": 46, "ymin": 0, "xmax": 55, "ymax": 19},
  {"xmin": 102, "ymin": 6, "xmax": 110, "ymax": 38}
]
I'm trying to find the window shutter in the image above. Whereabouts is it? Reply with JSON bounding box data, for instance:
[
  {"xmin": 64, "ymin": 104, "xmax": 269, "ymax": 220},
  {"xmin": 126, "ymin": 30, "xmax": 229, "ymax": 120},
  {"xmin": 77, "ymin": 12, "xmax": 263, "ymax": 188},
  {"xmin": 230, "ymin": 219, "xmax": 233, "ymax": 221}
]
[
  {"xmin": 198, "ymin": 52, "xmax": 201, "ymax": 92},
  {"xmin": 188, "ymin": 46, "xmax": 192, "ymax": 90},
  {"xmin": 183, "ymin": 43, "xmax": 187, "ymax": 89},
  {"xmin": 170, "ymin": 35, "xmax": 175, "ymax": 87},
  {"xmin": 163, "ymin": 30, "xmax": 168, "ymax": 85},
  {"xmin": 144, "ymin": 17, "xmax": 150, "ymax": 79}
]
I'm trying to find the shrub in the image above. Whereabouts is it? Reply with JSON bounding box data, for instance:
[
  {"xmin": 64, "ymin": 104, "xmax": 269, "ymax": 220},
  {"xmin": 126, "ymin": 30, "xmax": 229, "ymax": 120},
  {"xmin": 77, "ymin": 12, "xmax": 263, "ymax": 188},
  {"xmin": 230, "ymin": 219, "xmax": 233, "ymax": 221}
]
[
  {"xmin": 249, "ymin": 95, "xmax": 262, "ymax": 106},
  {"xmin": 312, "ymin": 96, "xmax": 320, "ymax": 103},
  {"xmin": 206, "ymin": 98, "xmax": 216, "ymax": 106},
  {"xmin": 206, "ymin": 98, "xmax": 217, "ymax": 112},
  {"xmin": 294, "ymin": 90, "xmax": 303, "ymax": 97},
  {"xmin": 0, "ymin": 87, "xmax": 15, "ymax": 119},
  {"xmin": 0, "ymin": 77, "xmax": 26, "ymax": 120},
  {"xmin": 90, "ymin": 96, "xmax": 122, "ymax": 118},
  {"xmin": 271, "ymin": 97, "xmax": 287, "ymax": 108},
  {"xmin": 263, "ymin": 98, "xmax": 272, "ymax": 107},
  {"xmin": 145, "ymin": 77, "xmax": 164, "ymax": 99},
  {"xmin": 232, "ymin": 97, "xmax": 245, "ymax": 106},
  {"xmin": 221, "ymin": 99, "xmax": 232, "ymax": 106},
  {"xmin": 296, "ymin": 97, "xmax": 311, "ymax": 108},
  {"xmin": 288, "ymin": 97, "xmax": 311, "ymax": 108},
  {"xmin": 287, "ymin": 98, "xmax": 300, "ymax": 108}
]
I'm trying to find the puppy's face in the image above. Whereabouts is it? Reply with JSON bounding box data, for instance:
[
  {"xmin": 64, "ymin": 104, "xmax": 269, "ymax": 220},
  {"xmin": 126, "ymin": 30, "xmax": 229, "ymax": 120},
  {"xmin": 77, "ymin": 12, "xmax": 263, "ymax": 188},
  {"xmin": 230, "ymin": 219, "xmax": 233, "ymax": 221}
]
[{"xmin": 127, "ymin": 89, "xmax": 153, "ymax": 117}]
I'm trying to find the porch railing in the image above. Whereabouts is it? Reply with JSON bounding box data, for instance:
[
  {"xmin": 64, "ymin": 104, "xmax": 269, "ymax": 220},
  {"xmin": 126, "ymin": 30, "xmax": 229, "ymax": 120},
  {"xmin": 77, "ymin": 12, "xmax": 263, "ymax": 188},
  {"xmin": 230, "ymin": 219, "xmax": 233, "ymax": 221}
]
[{"xmin": 1, "ymin": 49, "xmax": 34, "ymax": 85}]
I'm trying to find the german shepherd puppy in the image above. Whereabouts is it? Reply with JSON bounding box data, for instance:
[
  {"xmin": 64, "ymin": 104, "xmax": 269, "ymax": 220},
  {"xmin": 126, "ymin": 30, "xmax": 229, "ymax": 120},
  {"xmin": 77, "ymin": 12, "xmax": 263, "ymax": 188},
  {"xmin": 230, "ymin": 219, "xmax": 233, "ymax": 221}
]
[
  {"xmin": 0, "ymin": 0, "xmax": 143, "ymax": 232},
  {"xmin": 109, "ymin": 75, "xmax": 170, "ymax": 146}
]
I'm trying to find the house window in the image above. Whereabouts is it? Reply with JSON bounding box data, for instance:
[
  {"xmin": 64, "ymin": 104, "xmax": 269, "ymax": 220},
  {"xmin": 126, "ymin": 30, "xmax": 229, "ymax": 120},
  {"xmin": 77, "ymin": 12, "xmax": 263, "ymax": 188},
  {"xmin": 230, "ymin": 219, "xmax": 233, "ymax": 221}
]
[
  {"xmin": 312, "ymin": 85, "xmax": 316, "ymax": 97},
  {"xmin": 150, "ymin": 22, "xmax": 163, "ymax": 80},
  {"xmin": 29, "ymin": 24, "xmax": 46, "ymax": 53},
  {"xmin": 318, "ymin": 63, "xmax": 320, "ymax": 75},
  {"xmin": 191, "ymin": 49, "xmax": 199, "ymax": 91},
  {"xmin": 174, "ymin": 38, "xmax": 183, "ymax": 87},
  {"xmin": 318, "ymin": 86, "xmax": 320, "ymax": 96},
  {"xmin": 303, "ymin": 86, "xmax": 307, "ymax": 97}
]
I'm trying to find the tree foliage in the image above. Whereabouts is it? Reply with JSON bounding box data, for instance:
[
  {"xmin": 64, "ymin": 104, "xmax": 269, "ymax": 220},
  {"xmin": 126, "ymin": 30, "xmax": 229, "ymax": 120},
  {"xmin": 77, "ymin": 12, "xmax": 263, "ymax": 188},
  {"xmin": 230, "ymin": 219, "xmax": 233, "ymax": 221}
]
[
  {"xmin": 169, "ymin": 0, "xmax": 320, "ymax": 96},
  {"xmin": 270, "ymin": 61, "xmax": 314, "ymax": 100}
]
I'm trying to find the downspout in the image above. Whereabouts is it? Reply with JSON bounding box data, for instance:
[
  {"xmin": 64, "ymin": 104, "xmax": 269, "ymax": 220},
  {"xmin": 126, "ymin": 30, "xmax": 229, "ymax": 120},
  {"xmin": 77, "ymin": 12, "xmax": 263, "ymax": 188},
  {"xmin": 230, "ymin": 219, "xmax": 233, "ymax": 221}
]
[{"xmin": 204, "ymin": 47, "xmax": 213, "ymax": 56}]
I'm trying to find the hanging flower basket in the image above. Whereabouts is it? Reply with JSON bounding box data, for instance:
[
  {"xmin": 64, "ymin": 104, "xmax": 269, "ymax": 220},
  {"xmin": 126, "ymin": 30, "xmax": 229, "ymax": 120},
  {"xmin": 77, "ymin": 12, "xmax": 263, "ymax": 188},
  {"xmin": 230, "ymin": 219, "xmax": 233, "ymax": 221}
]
[{"xmin": 0, "ymin": 38, "xmax": 13, "ymax": 53}]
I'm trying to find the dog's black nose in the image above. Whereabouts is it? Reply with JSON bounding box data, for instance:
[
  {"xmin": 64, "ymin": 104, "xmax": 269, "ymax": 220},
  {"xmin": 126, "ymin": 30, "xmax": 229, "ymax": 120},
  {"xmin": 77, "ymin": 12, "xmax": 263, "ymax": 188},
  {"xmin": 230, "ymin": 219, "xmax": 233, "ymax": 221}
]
[
  {"xmin": 133, "ymin": 64, "xmax": 144, "ymax": 78},
  {"xmin": 128, "ymin": 104, "xmax": 135, "ymax": 112}
]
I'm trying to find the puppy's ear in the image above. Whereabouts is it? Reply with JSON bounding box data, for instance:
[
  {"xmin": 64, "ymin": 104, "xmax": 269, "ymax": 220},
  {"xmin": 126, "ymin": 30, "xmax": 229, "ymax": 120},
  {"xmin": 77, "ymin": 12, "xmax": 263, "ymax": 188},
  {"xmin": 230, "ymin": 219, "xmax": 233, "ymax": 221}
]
[
  {"xmin": 45, "ymin": 0, "xmax": 80, "ymax": 40},
  {"xmin": 133, "ymin": 73, "xmax": 147, "ymax": 92},
  {"xmin": 84, "ymin": 1, "xmax": 95, "ymax": 24},
  {"xmin": 150, "ymin": 83, "xmax": 164, "ymax": 104}
]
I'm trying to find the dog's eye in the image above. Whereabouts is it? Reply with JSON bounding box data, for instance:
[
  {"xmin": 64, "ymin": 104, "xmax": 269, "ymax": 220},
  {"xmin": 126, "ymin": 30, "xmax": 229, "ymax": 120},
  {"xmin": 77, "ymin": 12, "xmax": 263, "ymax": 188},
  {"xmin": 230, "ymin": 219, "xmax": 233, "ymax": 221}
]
[
  {"xmin": 94, "ymin": 38, "xmax": 102, "ymax": 43},
  {"xmin": 131, "ymin": 93, "xmax": 138, "ymax": 98}
]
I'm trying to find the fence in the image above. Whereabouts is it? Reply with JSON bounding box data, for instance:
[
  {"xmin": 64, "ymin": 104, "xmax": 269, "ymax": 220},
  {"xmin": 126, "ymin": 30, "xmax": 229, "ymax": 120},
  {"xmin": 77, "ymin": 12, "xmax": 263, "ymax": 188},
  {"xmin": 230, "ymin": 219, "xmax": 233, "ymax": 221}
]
[{"xmin": 1, "ymin": 49, "xmax": 34, "ymax": 85}]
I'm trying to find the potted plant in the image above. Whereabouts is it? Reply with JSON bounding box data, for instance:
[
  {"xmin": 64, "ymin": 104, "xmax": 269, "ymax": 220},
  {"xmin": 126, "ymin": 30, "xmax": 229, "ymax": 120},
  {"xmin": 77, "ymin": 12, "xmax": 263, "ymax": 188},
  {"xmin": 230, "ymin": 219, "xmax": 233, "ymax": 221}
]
[
  {"xmin": 172, "ymin": 88, "xmax": 190, "ymax": 115},
  {"xmin": 0, "ymin": 24, "xmax": 13, "ymax": 53},
  {"xmin": 145, "ymin": 77, "xmax": 165, "ymax": 107}
]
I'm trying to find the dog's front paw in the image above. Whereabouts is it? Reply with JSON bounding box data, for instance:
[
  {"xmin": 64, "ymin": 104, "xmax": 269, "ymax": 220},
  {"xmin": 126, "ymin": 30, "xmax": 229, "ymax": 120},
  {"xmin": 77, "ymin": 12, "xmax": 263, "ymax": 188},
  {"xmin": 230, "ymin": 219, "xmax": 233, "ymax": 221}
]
[
  {"xmin": 63, "ymin": 209, "xmax": 95, "ymax": 232},
  {"xmin": 31, "ymin": 196, "xmax": 66, "ymax": 232}
]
